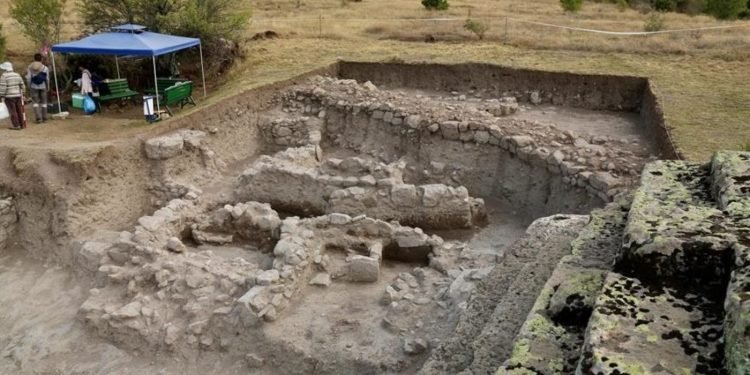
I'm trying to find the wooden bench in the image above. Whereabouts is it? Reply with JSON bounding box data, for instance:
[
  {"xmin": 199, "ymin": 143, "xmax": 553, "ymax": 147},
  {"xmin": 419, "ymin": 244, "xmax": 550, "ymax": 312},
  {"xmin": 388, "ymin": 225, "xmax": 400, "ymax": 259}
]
[
  {"xmin": 162, "ymin": 80, "xmax": 196, "ymax": 115},
  {"xmin": 98, "ymin": 79, "xmax": 139, "ymax": 104},
  {"xmin": 145, "ymin": 77, "xmax": 189, "ymax": 96}
]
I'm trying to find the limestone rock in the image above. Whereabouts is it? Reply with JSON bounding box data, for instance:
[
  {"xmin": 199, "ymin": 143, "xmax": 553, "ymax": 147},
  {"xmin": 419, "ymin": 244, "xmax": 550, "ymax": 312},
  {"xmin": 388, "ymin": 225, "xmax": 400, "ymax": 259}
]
[
  {"xmin": 309, "ymin": 272, "xmax": 332, "ymax": 287},
  {"xmin": 144, "ymin": 133, "xmax": 184, "ymax": 160}
]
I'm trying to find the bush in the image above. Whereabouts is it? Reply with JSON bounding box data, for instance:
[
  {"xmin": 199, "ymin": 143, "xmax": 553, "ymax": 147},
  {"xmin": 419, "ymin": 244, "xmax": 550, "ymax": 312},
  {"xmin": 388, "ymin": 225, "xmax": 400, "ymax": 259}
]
[
  {"xmin": 421, "ymin": 0, "xmax": 449, "ymax": 10},
  {"xmin": 463, "ymin": 19, "xmax": 489, "ymax": 40},
  {"xmin": 560, "ymin": 0, "xmax": 584, "ymax": 11},
  {"xmin": 10, "ymin": 0, "xmax": 65, "ymax": 47},
  {"xmin": 644, "ymin": 12, "xmax": 666, "ymax": 30},
  {"xmin": 706, "ymin": 0, "xmax": 747, "ymax": 18},
  {"xmin": 653, "ymin": 0, "xmax": 677, "ymax": 10},
  {"xmin": 617, "ymin": 0, "xmax": 630, "ymax": 11}
]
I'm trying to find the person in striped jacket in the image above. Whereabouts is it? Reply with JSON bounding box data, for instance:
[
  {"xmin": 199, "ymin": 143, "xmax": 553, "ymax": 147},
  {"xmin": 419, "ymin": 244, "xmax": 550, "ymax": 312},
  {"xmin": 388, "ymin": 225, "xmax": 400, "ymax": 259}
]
[{"xmin": 0, "ymin": 62, "xmax": 26, "ymax": 130}]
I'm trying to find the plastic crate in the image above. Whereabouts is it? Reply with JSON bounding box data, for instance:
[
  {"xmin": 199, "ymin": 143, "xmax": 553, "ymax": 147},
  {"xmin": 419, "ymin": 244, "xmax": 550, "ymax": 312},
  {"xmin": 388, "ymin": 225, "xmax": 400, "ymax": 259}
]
[{"xmin": 71, "ymin": 93, "xmax": 84, "ymax": 109}]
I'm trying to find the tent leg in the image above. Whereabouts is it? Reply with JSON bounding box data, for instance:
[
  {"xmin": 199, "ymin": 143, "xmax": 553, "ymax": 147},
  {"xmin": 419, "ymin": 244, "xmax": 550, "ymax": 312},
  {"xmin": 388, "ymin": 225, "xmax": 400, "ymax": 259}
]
[
  {"xmin": 199, "ymin": 43, "xmax": 206, "ymax": 98},
  {"xmin": 115, "ymin": 56, "xmax": 120, "ymax": 79},
  {"xmin": 51, "ymin": 51, "xmax": 62, "ymax": 114},
  {"xmin": 152, "ymin": 56, "xmax": 160, "ymax": 115}
]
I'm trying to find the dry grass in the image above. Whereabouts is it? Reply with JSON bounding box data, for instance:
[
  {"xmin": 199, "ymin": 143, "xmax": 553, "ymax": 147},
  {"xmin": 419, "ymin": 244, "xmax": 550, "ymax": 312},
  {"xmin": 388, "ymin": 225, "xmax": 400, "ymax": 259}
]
[{"xmin": 0, "ymin": 0, "xmax": 748, "ymax": 160}]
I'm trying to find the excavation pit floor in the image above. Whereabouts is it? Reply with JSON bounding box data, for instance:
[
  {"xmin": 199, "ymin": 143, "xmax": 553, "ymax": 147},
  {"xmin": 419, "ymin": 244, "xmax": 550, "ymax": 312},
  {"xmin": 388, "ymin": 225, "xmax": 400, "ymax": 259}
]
[{"xmin": 0, "ymin": 74, "xmax": 658, "ymax": 374}]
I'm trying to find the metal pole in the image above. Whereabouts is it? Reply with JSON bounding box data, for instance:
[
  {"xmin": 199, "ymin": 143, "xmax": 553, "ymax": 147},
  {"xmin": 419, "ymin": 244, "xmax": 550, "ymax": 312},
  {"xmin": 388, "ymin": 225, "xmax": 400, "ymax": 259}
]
[
  {"xmin": 199, "ymin": 43, "xmax": 206, "ymax": 98},
  {"xmin": 152, "ymin": 56, "xmax": 160, "ymax": 114},
  {"xmin": 51, "ymin": 51, "xmax": 62, "ymax": 114},
  {"xmin": 115, "ymin": 56, "xmax": 120, "ymax": 78}
]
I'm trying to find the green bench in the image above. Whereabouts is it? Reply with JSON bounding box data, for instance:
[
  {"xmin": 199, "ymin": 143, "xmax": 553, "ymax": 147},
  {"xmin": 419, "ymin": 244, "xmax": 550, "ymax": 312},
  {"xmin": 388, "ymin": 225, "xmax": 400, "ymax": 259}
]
[
  {"xmin": 162, "ymin": 80, "xmax": 196, "ymax": 115},
  {"xmin": 145, "ymin": 77, "xmax": 189, "ymax": 96},
  {"xmin": 98, "ymin": 79, "xmax": 139, "ymax": 104}
]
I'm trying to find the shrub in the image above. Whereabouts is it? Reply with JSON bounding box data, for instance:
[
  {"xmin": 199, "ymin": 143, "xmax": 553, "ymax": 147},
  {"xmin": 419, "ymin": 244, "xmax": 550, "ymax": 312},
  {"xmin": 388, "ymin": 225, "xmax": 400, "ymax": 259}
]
[
  {"xmin": 10, "ymin": 0, "xmax": 65, "ymax": 47},
  {"xmin": 653, "ymin": 0, "xmax": 677, "ymax": 10},
  {"xmin": 463, "ymin": 19, "xmax": 489, "ymax": 40},
  {"xmin": 617, "ymin": 0, "xmax": 630, "ymax": 11},
  {"xmin": 644, "ymin": 12, "xmax": 666, "ymax": 30},
  {"xmin": 740, "ymin": 141, "xmax": 750, "ymax": 152},
  {"xmin": 421, "ymin": 0, "xmax": 449, "ymax": 10},
  {"xmin": 560, "ymin": 0, "xmax": 584, "ymax": 11},
  {"xmin": 706, "ymin": 0, "xmax": 747, "ymax": 18}
]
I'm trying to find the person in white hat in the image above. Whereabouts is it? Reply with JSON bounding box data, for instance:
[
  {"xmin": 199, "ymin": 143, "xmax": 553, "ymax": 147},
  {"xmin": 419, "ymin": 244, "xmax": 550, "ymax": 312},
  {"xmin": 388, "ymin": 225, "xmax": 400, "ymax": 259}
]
[{"xmin": 0, "ymin": 62, "xmax": 26, "ymax": 130}]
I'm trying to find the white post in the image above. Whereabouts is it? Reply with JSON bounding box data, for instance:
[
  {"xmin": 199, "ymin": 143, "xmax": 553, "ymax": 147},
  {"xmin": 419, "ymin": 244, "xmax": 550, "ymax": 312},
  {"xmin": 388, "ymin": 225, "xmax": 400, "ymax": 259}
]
[
  {"xmin": 199, "ymin": 43, "xmax": 206, "ymax": 98},
  {"xmin": 115, "ymin": 55, "xmax": 121, "ymax": 78},
  {"xmin": 152, "ymin": 56, "xmax": 160, "ymax": 114},
  {"xmin": 51, "ymin": 51, "xmax": 62, "ymax": 114}
]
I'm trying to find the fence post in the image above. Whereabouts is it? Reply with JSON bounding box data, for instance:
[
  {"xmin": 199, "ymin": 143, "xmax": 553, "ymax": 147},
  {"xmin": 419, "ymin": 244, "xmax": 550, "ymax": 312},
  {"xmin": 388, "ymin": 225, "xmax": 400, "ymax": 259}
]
[{"xmin": 504, "ymin": 16, "xmax": 509, "ymax": 42}]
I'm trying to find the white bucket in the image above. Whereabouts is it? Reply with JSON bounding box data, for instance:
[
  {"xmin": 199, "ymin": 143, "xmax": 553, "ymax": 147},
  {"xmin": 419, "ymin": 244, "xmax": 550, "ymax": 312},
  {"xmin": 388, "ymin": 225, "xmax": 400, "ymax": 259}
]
[{"xmin": 0, "ymin": 102, "xmax": 9, "ymax": 120}]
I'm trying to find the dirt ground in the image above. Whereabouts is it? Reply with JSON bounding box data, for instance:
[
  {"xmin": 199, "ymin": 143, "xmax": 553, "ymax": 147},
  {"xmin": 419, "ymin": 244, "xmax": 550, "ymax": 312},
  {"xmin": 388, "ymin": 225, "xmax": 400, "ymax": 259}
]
[{"xmin": 0, "ymin": 75, "xmax": 657, "ymax": 374}]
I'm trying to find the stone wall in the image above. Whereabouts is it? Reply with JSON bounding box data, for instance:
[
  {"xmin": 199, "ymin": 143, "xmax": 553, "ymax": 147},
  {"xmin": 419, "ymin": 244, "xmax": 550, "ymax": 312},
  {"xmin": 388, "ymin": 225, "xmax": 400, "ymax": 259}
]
[
  {"xmin": 258, "ymin": 115, "xmax": 323, "ymax": 148},
  {"xmin": 285, "ymin": 77, "xmax": 644, "ymax": 217},
  {"xmin": 237, "ymin": 146, "xmax": 486, "ymax": 229},
  {"xmin": 0, "ymin": 196, "xmax": 17, "ymax": 250}
]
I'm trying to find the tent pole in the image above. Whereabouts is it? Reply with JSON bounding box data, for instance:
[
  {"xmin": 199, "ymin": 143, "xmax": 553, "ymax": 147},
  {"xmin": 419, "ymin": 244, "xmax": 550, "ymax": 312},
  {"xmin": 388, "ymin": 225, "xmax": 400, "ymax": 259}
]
[
  {"xmin": 199, "ymin": 43, "xmax": 206, "ymax": 98},
  {"xmin": 152, "ymin": 56, "xmax": 160, "ymax": 115},
  {"xmin": 115, "ymin": 56, "xmax": 120, "ymax": 78},
  {"xmin": 51, "ymin": 51, "xmax": 62, "ymax": 114}
]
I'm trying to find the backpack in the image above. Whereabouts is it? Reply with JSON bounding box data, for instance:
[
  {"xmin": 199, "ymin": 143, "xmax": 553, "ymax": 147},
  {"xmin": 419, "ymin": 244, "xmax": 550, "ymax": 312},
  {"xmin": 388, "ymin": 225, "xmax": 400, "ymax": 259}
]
[{"xmin": 31, "ymin": 71, "xmax": 47, "ymax": 85}]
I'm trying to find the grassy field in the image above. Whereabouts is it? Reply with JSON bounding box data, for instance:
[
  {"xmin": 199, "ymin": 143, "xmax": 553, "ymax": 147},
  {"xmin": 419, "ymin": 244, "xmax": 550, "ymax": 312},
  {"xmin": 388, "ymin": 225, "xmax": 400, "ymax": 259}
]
[{"xmin": 1, "ymin": 0, "xmax": 749, "ymax": 160}]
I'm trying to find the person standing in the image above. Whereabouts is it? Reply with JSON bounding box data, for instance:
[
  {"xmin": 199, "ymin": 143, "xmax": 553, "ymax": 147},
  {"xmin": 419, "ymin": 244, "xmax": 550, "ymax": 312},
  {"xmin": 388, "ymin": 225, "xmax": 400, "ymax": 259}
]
[
  {"xmin": 0, "ymin": 62, "xmax": 27, "ymax": 130},
  {"xmin": 79, "ymin": 65, "xmax": 100, "ymax": 114},
  {"xmin": 26, "ymin": 53, "xmax": 49, "ymax": 123}
]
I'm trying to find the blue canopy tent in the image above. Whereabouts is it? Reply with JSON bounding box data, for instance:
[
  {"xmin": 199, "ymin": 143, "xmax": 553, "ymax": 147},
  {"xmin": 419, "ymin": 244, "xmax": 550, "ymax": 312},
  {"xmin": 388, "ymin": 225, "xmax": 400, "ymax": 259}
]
[{"xmin": 50, "ymin": 24, "xmax": 206, "ymax": 116}]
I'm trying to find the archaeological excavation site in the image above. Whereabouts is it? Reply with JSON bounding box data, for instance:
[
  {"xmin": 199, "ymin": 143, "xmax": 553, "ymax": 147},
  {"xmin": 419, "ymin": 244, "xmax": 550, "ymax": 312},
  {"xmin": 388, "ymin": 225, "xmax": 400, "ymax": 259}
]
[{"xmin": 0, "ymin": 62, "xmax": 747, "ymax": 375}]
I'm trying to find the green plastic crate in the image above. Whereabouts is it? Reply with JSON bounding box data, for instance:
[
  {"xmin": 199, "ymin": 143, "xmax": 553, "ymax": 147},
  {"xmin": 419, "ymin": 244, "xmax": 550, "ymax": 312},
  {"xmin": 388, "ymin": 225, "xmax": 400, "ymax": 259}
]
[{"xmin": 71, "ymin": 93, "xmax": 84, "ymax": 109}]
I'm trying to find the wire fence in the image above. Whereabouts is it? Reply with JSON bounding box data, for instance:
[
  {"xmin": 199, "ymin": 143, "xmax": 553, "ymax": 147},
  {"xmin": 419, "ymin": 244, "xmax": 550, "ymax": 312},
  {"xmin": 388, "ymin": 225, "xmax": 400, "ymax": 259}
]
[{"xmin": 244, "ymin": 15, "xmax": 750, "ymax": 54}]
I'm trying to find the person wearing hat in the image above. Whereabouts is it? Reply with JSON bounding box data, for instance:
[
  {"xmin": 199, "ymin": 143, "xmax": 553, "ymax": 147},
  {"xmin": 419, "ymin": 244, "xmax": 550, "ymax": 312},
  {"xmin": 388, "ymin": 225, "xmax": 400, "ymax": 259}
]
[{"xmin": 0, "ymin": 62, "xmax": 26, "ymax": 130}]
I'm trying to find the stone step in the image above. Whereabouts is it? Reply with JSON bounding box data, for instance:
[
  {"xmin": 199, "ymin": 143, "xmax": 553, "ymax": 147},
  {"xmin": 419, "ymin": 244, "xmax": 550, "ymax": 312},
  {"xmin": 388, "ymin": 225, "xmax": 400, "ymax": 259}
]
[
  {"xmin": 418, "ymin": 214, "xmax": 590, "ymax": 375},
  {"xmin": 710, "ymin": 151, "xmax": 750, "ymax": 374},
  {"xmin": 497, "ymin": 196, "xmax": 631, "ymax": 375},
  {"xmin": 577, "ymin": 272, "xmax": 726, "ymax": 375},
  {"xmin": 619, "ymin": 160, "xmax": 734, "ymax": 291}
]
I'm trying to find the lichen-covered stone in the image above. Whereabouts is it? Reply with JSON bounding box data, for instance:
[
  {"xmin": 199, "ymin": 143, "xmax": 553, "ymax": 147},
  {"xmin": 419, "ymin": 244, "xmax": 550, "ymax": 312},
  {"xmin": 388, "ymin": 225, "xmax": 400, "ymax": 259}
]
[
  {"xmin": 620, "ymin": 161, "xmax": 735, "ymax": 289},
  {"xmin": 577, "ymin": 272, "xmax": 725, "ymax": 375}
]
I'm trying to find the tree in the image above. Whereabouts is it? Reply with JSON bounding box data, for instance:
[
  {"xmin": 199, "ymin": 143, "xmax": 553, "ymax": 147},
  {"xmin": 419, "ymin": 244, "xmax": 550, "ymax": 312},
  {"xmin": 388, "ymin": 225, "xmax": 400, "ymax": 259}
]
[
  {"xmin": 706, "ymin": 0, "xmax": 746, "ymax": 18},
  {"xmin": 78, "ymin": 0, "xmax": 177, "ymax": 33},
  {"xmin": 161, "ymin": 0, "xmax": 250, "ymax": 42},
  {"xmin": 9, "ymin": 0, "xmax": 65, "ymax": 47},
  {"xmin": 560, "ymin": 0, "xmax": 583, "ymax": 12}
]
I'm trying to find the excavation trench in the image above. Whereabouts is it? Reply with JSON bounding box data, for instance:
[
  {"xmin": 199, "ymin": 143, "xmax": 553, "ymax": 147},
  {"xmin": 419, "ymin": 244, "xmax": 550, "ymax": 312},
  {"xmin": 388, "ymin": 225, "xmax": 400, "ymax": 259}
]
[{"xmin": 0, "ymin": 62, "xmax": 665, "ymax": 374}]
